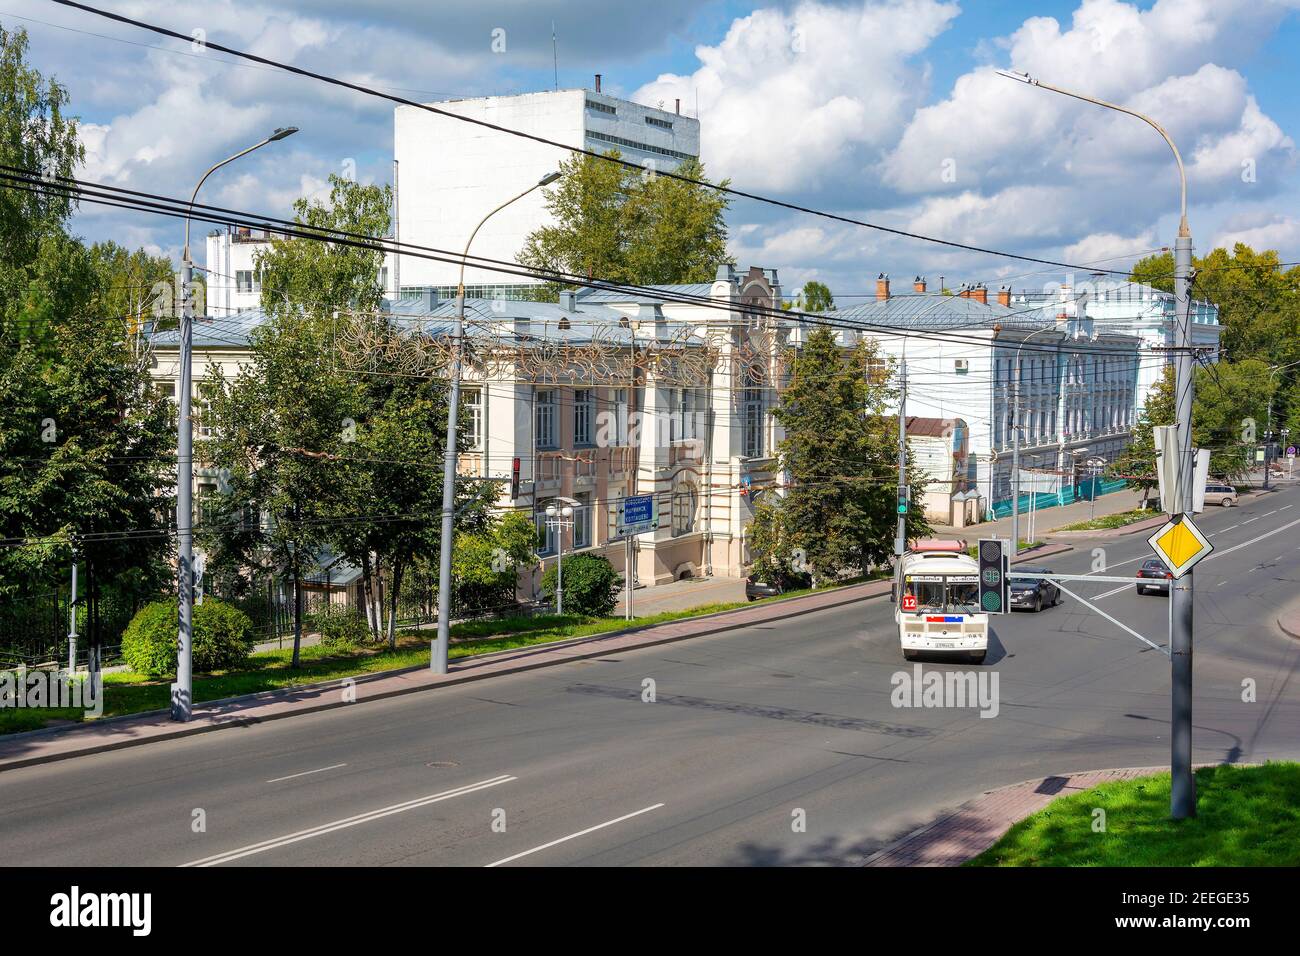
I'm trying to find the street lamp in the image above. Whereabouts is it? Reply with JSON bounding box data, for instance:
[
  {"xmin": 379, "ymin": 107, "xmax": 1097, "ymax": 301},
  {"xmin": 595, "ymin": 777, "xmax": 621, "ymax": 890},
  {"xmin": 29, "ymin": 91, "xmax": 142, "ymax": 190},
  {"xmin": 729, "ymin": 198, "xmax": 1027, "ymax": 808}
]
[
  {"xmin": 432, "ymin": 171, "xmax": 562, "ymax": 674},
  {"xmin": 543, "ymin": 497, "xmax": 578, "ymax": 615},
  {"xmin": 173, "ymin": 126, "xmax": 298, "ymax": 723},
  {"xmin": 1264, "ymin": 359, "xmax": 1300, "ymax": 490},
  {"xmin": 998, "ymin": 68, "xmax": 1197, "ymax": 819}
]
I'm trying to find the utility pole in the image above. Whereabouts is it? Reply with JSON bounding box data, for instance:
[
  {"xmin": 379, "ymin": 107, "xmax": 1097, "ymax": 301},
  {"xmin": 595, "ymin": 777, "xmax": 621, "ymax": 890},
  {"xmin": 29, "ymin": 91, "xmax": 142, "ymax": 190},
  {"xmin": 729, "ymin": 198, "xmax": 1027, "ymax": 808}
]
[
  {"xmin": 1011, "ymin": 357, "xmax": 1021, "ymax": 555},
  {"xmin": 433, "ymin": 172, "xmax": 559, "ymax": 674},
  {"xmin": 173, "ymin": 127, "xmax": 297, "ymax": 722},
  {"xmin": 996, "ymin": 68, "xmax": 1197, "ymax": 817},
  {"xmin": 1170, "ymin": 226, "xmax": 1196, "ymax": 818}
]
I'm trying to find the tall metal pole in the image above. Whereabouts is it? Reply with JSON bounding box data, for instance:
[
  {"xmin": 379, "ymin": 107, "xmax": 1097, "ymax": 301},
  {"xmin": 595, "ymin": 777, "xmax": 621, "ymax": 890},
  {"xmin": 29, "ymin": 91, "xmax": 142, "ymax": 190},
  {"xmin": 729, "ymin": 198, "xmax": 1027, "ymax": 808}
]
[
  {"xmin": 67, "ymin": 560, "xmax": 78, "ymax": 674},
  {"xmin": 172, "ymin": 128, "xmax": 297, "ymax": 721},
  {"xmin": 1170, "ymin": 228, "xmax": 1196, "ymax": 818},
  {"xmin": 997, "ymin": 68, "xmax": 1197, "ymax": 817},
  {"xmin": 1011, "ymin": 363, "xmax": 1021, "ymax": 554},
  {"xmin": 895, "ymin": 361, "xmax": 907, "ymax": 559},
  {"xmin": 433, "ymin": 172, "xmax": 561, "ymax": 674}
]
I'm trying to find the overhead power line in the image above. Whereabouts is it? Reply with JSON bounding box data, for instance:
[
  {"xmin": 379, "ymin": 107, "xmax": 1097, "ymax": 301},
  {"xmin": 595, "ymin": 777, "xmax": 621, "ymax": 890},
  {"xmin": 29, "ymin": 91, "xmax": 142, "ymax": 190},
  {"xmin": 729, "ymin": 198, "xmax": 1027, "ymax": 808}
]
[
  {"xmin": 53, "ymin": 0, "xmax": 1149, "ymax": 278},
  {"xmin": 1, "ymin": 165, "xmax": 1159, "ymax": 360}
]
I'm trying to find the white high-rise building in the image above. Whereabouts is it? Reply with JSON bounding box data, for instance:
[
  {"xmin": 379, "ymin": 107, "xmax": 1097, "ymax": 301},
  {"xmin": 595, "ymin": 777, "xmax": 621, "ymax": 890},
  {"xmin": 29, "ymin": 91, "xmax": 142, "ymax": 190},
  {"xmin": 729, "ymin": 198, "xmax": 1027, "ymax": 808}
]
[{"xmin": 393, "ymin": 83, "xmax": 701, "ymax": 300}]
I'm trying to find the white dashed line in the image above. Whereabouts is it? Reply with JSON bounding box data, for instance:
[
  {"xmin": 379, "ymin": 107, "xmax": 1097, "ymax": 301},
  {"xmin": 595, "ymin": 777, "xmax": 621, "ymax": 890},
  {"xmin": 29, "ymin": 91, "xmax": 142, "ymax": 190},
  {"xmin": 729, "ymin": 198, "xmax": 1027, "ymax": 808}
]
[
  {"xmin": 485, "ymin": 803, "xmax": 666, "ymax": 868},
  {"xmin": 266, "ymin": 763, "xmax": 348, "ymax": 784},
  {"xmin": 183, "ymin": 774, "xmax": 516, "ymax": 867}
]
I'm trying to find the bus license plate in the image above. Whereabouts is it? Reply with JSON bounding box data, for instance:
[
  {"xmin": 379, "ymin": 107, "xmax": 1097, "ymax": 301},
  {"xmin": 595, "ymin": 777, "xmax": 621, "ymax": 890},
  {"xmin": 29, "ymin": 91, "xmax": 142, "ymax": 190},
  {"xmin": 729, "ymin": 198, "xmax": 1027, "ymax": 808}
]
[{"xmin": 935, "ymin": 641, "xmax": 954, "ymax": 649}]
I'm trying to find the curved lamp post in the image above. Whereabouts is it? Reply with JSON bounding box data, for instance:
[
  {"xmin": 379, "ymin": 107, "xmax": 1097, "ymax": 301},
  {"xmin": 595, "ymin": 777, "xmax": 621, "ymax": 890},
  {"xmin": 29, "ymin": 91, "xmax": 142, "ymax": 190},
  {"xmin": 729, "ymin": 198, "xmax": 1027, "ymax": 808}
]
[
  {"xmin": 173, "ymin": 127, "xmax": 298, "ymax": 722},
  {"xmin": 997, "ymin": 68, "xmax": 1198, "ymax": 818},
  {"xmin": 432, "ymin": 171, "xmax": 562, "ymax": 674}
]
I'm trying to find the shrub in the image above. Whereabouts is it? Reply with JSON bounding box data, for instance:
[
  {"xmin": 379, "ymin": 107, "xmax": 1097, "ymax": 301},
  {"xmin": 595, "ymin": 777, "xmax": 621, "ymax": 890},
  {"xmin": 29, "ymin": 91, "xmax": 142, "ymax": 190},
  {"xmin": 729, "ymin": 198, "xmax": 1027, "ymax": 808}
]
[
  {"xmin": 121, "ymin": 598, "xmax": 256, "ymax": 677},
  {"xmin": 309, "ymin": 608, "xmax": 371, "ymax": 650},
  {"xmin": 540, "ymin": 553, "xmax": 621, "ymax": 617}
]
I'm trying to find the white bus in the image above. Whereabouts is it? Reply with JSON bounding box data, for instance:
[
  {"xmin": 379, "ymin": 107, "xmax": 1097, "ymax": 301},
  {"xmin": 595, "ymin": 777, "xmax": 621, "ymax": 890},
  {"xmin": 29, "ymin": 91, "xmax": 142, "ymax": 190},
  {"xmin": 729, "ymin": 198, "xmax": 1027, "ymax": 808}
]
[{"xmin": 894, "ymin": 539, "xmax": 988, "ymax": 664}]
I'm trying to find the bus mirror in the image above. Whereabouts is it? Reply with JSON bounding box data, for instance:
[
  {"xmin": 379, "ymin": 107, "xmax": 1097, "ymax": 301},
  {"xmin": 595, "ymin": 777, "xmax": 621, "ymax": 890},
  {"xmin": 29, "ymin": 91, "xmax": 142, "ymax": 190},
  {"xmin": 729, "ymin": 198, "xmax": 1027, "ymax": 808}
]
[{"xmin": 890, "ymin": 584, "xmax": 896, "ymax": 603}]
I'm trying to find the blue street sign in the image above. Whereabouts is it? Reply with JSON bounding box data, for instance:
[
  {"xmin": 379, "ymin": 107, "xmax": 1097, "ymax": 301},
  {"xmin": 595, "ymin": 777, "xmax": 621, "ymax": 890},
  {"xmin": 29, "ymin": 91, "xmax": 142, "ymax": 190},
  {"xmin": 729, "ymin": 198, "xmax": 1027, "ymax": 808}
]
[{"xmin": 615, "ymin": 494, "xmax": 656, "ymax": 536}]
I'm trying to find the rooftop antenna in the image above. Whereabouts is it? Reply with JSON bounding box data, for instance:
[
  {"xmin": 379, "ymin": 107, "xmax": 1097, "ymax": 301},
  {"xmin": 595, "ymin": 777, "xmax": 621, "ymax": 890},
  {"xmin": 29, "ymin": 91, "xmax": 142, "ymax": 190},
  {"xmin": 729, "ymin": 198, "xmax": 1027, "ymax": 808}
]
[{"xmin": 552, "ymin": 22, "xmax": 558, "ymax": 91}]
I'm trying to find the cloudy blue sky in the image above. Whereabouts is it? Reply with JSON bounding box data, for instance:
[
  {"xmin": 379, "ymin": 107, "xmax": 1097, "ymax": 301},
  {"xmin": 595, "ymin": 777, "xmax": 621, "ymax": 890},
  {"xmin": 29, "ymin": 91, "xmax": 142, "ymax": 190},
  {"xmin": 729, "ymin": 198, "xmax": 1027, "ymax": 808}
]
[{"xmin": 9, "ymin": 0, "xmax": 1300, "ymax": 299}]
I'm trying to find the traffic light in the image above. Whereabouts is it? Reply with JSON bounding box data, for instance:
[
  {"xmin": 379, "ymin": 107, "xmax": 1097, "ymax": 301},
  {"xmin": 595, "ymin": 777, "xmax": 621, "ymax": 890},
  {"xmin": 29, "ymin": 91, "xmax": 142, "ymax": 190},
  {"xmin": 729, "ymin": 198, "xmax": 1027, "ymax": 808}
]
[
  {"xmin": 510, "ymin": 457, "xmax": 520, "ymax": 499},
  {"xmin": 897, "ymin": 494, "xmax": 908, "ymax": 515},
  {"xmin": 977, "ymin": 538, "xmax": 1009, "ymax": 614}
]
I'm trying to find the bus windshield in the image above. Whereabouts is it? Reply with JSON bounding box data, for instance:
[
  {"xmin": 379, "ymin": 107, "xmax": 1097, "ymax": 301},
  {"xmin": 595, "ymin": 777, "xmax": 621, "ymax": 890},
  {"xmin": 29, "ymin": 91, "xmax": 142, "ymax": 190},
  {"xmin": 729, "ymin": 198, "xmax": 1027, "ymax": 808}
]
[{"xmin": 903, "ymin": 575, "xmax": 979, "ymax": 614}]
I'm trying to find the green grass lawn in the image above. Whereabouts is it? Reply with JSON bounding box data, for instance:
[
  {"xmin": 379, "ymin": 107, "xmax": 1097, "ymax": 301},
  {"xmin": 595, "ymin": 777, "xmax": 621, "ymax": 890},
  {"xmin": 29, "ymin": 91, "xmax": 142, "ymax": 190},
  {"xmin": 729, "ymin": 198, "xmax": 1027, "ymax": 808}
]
[
  {"xmin": 0, "ymin": 577, "xmax": 875, "ymax": 735},
  {"xmin": 968, "ymin": 763, "xmax": 1300, "ymax": 867},
  {"xmin": 1055, "ymin": 508, "xmax": 1160, "ymax": 532}
]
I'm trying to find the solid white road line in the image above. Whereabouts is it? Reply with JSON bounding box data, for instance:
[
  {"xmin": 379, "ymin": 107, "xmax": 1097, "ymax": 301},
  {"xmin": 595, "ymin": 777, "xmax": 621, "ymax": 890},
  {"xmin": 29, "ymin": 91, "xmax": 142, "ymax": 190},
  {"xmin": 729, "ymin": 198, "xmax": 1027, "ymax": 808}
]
[
  {"xmin": 485, "ymin": 803, "xmax": 665, "ymax": 868},
  {"xmin": 266, "ymin": 763, "xmax": 348, "ymax": 784},
  {"xmin": 181, "ymin": 774, "xmax": 516, "ymax": 867}
]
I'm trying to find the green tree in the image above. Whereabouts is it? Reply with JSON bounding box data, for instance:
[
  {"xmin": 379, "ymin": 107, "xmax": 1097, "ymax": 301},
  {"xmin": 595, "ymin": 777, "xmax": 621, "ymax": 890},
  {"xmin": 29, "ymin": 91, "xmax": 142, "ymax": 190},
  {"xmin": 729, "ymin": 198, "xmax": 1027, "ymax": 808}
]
[
  {"xmin": 86, "ymin": 240, "xmax": 176, "ymax": 340},
  {"xmin": 1112, "ymin": 364, "xmax": 1174, "ymax": 507},
  {"xmin": 452, "ymin": 511, "xmax": 538, "ymax": 615},
  {"xmin": 785, "ymin": 280, "xmax": 834, "ymax": 313},
  {"xmin": 0, "ymin": 29, "xmax": 173, "ymax": 663},
  {"xmin": 754, "ymin": 329, "xmax": 930, "ymax": 586},
  {"xmin": 0, "ymin": 26, "xmax": 83, "ymax": 331},
  {"xmin": 518, "ymin": 151, "xmax": 731, "ymax": 289}
]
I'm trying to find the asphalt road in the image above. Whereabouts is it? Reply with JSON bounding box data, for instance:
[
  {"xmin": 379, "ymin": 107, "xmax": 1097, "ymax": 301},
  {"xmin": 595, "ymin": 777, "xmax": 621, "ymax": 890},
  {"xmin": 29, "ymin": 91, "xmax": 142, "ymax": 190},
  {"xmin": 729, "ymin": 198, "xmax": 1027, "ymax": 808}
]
[{"xmin": 4, "ymin": 485, "xmax": 1299, "ymax": 867}]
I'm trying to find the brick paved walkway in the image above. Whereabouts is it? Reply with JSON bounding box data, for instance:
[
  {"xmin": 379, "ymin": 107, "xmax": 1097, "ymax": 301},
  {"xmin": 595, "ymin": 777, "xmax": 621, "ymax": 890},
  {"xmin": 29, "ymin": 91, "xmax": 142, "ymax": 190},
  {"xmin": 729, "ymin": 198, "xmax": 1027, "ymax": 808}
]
[{"xmin": 862, "ymin": 766, "xmax": 1168, "ymax": 866}]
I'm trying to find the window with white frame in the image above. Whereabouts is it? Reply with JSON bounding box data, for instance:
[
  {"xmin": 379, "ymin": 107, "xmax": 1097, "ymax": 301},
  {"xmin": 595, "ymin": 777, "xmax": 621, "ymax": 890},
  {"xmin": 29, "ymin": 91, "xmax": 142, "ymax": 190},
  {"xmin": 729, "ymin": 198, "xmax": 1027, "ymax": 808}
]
[
  {"xmin": 612, "ymin": 388, "xmax": 629, "ymax": 445},
  {"xmin": 742, "ymin": 369, "xmax": 764, "ymax": 458},
  {"xmin": 573, "ymin": 492, "xmax": 592, "ymax": 549},
  {"xmin": 536, "ymin": 500, "xmax": 558, "ymax": 556},
  {"xmin": 461, "ymin": 387, "xmax": 484, "ymax": 450},
  {"xmin": 535, "ymin": 389, "xmax": 557, "ymax": 449},
  {"xmin": 574, "ymin": 388, "xmax": 594, "ymax": 446},
  {"xmin": 236, "ymin": 270, "xmax": 260, "ymax": 294}
]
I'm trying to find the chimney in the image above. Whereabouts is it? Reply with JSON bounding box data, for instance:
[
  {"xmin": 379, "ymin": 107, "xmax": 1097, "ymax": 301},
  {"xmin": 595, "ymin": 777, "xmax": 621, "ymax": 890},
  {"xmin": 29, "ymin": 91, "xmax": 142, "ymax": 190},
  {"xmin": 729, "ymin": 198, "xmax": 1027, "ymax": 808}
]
[
  {"xmin": 957, "ymin": 283, "xmax": 970, "ymax": 298},
  {"xmin": 997, "ymin": 285, "xmax": 1011, "ymax": 308},
  {"xmin": 594, "ymin": 74, "xmax": 602, "ymax": 93},
  {"xmin": 560, "ymin": 289, "xmax": 577, "ymax": 311},
  {"xmin": 675, "ymin": 98, "xmax": 681, "ymax": 115},
  {"xmin": 971, "ymin": 283, "xmax": 988, "ymax": 306},
  {"xmin": 913, "ymin": 275, "xmax": 927, "ymax": 294},
  {"xmin": 875, "ymin": 272, "xmax": 891, "ymax": 301}
]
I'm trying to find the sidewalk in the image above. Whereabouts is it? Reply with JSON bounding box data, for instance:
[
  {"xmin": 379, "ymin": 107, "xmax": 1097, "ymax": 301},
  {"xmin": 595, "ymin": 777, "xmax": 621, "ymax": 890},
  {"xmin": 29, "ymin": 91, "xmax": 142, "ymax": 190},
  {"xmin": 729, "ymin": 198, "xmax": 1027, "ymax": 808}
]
[
  {"xmin": 863, "ymin": 766, "xmax": 1169, "ymax": 866},
  {"xmin": 615, "ymin": 575, "xmax": 748, "ymax": 616},
  {"xmin": 0, "ymin": 576, "xmax": 895, "ymax": 773},
  {"xmin": 931, "ymin": 488, "xmax": 1149, "ymax": 541}
]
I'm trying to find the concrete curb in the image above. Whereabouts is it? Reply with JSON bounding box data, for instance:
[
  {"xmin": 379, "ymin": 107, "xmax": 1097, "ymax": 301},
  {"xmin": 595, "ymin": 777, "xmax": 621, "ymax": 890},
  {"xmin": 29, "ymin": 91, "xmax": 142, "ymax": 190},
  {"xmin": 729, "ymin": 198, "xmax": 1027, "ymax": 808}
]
[
  {"xmin": 1278, "ymin": 613, "xmax": 1300, "ymax": 642},
  {"xmin": 0, "ymin": 576, "xmax": 896, "ymax": 772}
]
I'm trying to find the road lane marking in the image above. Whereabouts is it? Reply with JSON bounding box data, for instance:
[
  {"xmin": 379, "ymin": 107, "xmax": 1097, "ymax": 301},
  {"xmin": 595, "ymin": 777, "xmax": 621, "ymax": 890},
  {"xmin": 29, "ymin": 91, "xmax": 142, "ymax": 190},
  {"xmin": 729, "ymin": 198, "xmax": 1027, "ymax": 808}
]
[
  {"xmin": 1282, "ymin": 505, "xmax": 1294, "ymax": 511},
  {"xmin": 1242, "ymin": 517, "xmax": 1260, "ymax": 524},
  {"xmin": 485, "ymin": 803, "xmax": 665, "ymax": 868},
  {"xmin": 1223, "ymin": 525, "xmax": 1239, "ymax": 531},
  {"xmin": 266, "ymin": 763, "xmax": 348, "ymax": 784},
  {"xmin": 181, "ymin": 774, "xmax": 516, "ymax": 867},
  {"xmin": 1096, "ymin": 582, "xmax": 1135, "ymax": 600},
  {"xmin": 1205, "ymin": 516, "xmax": 1300, "ymax": 563}
]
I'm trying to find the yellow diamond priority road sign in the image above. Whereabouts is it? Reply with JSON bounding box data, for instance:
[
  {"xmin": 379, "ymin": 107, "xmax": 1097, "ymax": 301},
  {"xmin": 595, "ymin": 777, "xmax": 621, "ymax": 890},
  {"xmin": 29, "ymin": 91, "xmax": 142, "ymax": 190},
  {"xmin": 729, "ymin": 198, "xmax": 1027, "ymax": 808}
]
[{"xmin": 1147, "ymin": 514, "xmax": 1213, "ymax": 579}]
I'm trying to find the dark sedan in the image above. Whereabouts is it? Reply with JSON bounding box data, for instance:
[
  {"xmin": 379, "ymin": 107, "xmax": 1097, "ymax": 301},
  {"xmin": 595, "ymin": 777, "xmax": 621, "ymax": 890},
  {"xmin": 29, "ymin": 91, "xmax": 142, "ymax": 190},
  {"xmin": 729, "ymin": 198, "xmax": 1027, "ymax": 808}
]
[
  {"xmin": 745, "ymin": 571, "xmax": 811, "ymax": 601},
  {"xmin": 1135, "ymin": 558, "xmax": 1173, "ymax": 595},
  {"xmin": 1008, "ymin": 569, "xmax": 1061, "ymax": 612}
]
